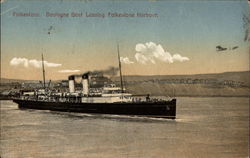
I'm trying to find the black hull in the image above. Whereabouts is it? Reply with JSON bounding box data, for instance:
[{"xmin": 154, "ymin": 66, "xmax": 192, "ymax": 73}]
[{"xmin": 13, "ymin": 99, "xmax": 176, "ymax": 119}]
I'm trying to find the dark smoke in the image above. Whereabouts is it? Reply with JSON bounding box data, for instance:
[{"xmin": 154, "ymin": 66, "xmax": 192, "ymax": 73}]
[
  {"xmin": 69, "ymin": 66, "xmax": 119, "ymax": 78},
  {"xmin": 70, "ymin": 74, "xmax": 82, "ymax": 78},
  {"xmin": 102, "ymin": 66, "xmax": 119, "ymax": 76},
  {"xmin": 90, "ymin": 66, "xmax": 119, "ymax": 77}
]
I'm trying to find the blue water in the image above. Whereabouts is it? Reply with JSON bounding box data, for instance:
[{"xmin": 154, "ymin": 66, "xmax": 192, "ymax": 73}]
[{"xmin": 0, "ymin": 97, "xmax": 249, "ymax": 158}]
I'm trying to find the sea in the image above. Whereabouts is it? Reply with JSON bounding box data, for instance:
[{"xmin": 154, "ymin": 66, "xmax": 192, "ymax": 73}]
[{"xmin": 0, "ymin": 97, "xmax": 249, "ymax": 158}]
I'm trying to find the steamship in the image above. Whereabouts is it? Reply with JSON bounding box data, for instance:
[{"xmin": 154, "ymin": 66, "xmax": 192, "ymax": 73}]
[{"xmin": 13, "ymin": 46, "xmax": 176, "ymax": 119}]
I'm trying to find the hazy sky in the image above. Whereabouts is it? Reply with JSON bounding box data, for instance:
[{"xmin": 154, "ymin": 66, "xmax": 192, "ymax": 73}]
[{"xmin": 1, "ymin": 0, "xmax": 249, "ymax": 80}]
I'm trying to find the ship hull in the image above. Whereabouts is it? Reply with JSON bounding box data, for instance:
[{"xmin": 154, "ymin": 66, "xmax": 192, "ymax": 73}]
[{"xmin": 13, "ymin": 99, "xmax": 176, "ymax": 119}]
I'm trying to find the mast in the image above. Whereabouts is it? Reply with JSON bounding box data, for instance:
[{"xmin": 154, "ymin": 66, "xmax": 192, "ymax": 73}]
[
  {"xmin": 117, "ymin": 44, "xmax": 124, "ymax": 93},
  {"xmin": 41, "ymin": 53, "xmax": 46, "ymax": 89}
]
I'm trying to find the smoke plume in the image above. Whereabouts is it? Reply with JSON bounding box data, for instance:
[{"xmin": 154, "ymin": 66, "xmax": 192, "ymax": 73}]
[
  {"xmin": 90, "ymin": 66, "xmax": 119, "ymax": 76},
  {"xmin": 70, "ymin": 66, "xmax": 120, "ymax": 78}
]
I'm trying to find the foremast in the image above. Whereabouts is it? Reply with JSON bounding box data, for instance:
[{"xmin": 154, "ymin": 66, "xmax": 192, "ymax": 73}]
[
  {"xmin": 117, "ymin": 44, "xmax": 124, "ymax": 95},
  {"xmin": 41, "ymin": 53, "xmax": 46, "ymax": 90}
]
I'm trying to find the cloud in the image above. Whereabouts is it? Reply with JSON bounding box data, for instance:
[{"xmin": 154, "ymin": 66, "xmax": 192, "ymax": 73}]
[
  {"xmin": 135, "ymin": 42, "xmax": 190, "ymax": 64},
  {"xmin": 10, "ymin": 58, "xmax": 29, "ymax": 67},
  {"xmin": 120, "ymin": 57, "xmax": 134, "ymax": 64},
  {"xmin": 58, "ymin": 69, "xmax": 80, "ymax": 73},
  {"xmin": 10, "ymin": 57, "xmax": 62, "ymax": 68},
  {"xmin": 135, "ymin": 51, "xmax": 157, "ymax": 64},
  {"xmin": 172, "ymin": 54, "xmax": 190, "ymax": 62}
]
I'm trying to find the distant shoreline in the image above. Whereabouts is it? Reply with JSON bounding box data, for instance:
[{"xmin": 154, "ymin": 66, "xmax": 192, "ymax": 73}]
[
  {"xmin": 1, "ymin": 71, "xmax": 249, "ymax": 99},
  {"xmin": 1, "ymin": 70, "xmax": 249, "ymax": 83}
]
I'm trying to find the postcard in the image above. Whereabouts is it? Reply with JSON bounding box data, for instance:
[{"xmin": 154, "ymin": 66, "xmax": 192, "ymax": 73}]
[{"xmin": 1, "ymin": 0, "xmax": 249, "ymax": 158}]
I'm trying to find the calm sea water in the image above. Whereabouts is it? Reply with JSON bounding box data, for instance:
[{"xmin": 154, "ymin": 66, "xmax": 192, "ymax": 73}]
[{"xmin": 0, "ymin": 97, "xmax": 249, "ymax": 158}]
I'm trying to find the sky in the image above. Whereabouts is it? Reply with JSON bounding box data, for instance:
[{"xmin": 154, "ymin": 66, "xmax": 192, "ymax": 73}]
[{"xmin": 1, "ymin": 0, "xmax": 250, "ymax": 80}]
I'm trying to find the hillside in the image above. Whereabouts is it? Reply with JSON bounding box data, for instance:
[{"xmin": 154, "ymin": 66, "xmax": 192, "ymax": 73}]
[
  {"xmin": 113, "ymin": 71, "xmax": 250, "ymax": 97},
  {"xmin": 0, "ymin": 78, "xmax": 35, "ymax": 84},
  {"xmin": 113, "ymin": 71, "xmax": 250, "ymax": 85},
  {"xmin": 1, "ymin": 71, "xmax": 249, "ymax": 97}
]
